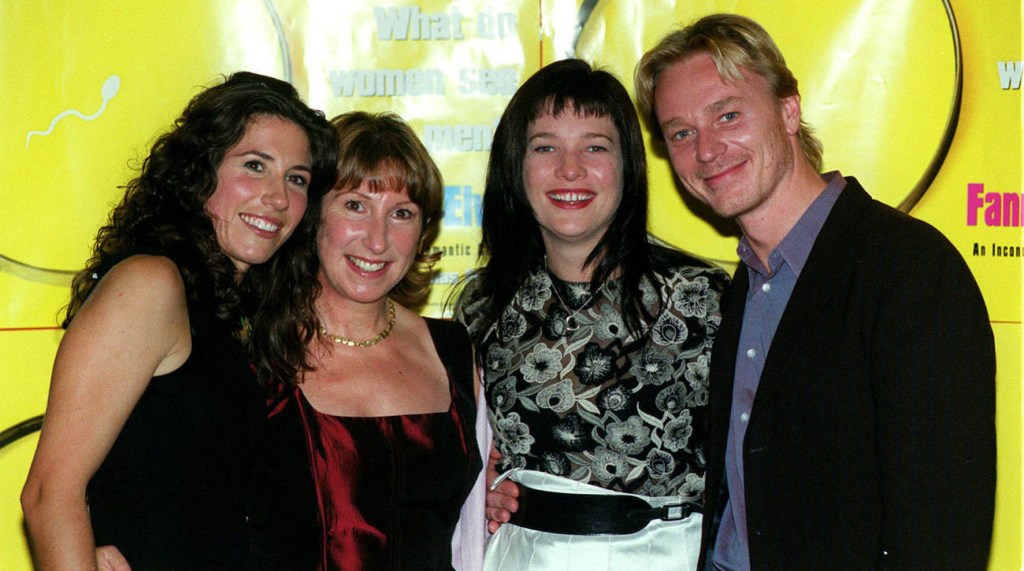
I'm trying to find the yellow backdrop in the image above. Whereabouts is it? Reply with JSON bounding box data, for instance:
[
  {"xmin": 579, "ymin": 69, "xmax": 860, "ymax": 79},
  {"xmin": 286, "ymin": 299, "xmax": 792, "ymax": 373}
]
[{"xmin": 1, "ymin": 1, "xmax": 1019, "ymax": 569}]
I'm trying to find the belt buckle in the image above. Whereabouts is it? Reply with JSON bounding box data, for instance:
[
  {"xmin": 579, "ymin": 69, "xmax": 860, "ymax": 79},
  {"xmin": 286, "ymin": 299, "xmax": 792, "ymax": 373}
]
[{"xmin": 658, "ymin": 502, "xmax": 689, "ymax": 522}]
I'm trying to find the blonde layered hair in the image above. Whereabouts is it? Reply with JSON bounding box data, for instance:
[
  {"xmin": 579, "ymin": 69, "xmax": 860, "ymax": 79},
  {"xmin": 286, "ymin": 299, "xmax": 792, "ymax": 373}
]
[{"xmin": 635, "ymin": 13, "xmax": 823, "ymax": 171}]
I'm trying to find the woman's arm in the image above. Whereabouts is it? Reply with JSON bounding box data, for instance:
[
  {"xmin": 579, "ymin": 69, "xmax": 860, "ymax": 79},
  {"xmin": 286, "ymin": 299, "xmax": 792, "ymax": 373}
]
[{"xmin": 21, "ymin": 255, "xmax": 191, "ymax": 570}]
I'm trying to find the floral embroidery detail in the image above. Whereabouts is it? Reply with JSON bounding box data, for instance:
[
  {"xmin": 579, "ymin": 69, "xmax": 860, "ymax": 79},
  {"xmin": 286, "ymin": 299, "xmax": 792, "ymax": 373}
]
[
  {"xmin": 681, "ymin": 472, "xmax": 704, "ymax": 498},
  {"xmin": 565, "ymin": 280, "xmax": 596, "ymax": 306},
  {"xmin": 522, "ymin": 344, "xmax": 562, "ymax": 384},
  {"xmin": 536, "ymin": 378, "xmax": 576, "ymax": 413},
  {"xmin": 639, "ymin": 479, "xmax": 671, "ymax": 498},
  {"xmin": 639, "ymin": 277, "xmax": 659, "ymax": 308},
  {"xmin": 499, "ymin": 306, "xmax": 526, "ymax": 340},
  {"xmin": 631, "ymin": 347, "xmax": 674, "ymax": 386},
  {"xmin": 593, "ymin": 304, "xmax": 626, "ymax": 341},
  {"xmin": 671, "ymin": 276, "xmax": 704, "ymax": 317},
  {"xmin": 490, "ymin": 377, "xmax": 519, "ymax": 413},
  {"xmin": 542, "ymin": 305, "xmax": 571, "ymax": 339},
  {"xmin": 552, "ymin": 414, "xmax": 592, "ymax": 451},
  {"xmin": 645, "ymin": 448, "xmax": 676, "ymax": 479},
  {"xmin": 684, "ymin": 354, "xmax": 711, "ymax": 406},
  {"xmin": 495, "ymin": 412, "xmax": 535, "ymax": 454},
  {"xmin": 540, "ymin": 452, "xmax": 571, "ymax": 476},
  {"xmin": 485, "ymin": 345, "xmax": 515, "ymax": 374},
  {"xmin": 651, "ymin": 313, "xmax": 689, "ymax": 346},
  {"xmin": 655, "ymin": 382, "xmax": 689, "ymax": 414},
  {"xmin": 605, "ymin": 416, "xmax": 651, "ymax": 455},
  {"xmin": 591, "ymin": 447, "xmax": 630, "ymax": 482},
  {"xmin": 662, "ymin": 410, "xmax": 694, "ymax": 452},
  {"xmin": 575, "ymin": 343, "xmax": 616, "ymax": 385},
  {"xmin": 457, "ymin": 257, "xmax": 728, "ymax": 496},
  {"xmin": 598, "ymin": 384, "xmax": 633, "ymax": 413},
  {"xmin": 520, "ymin": 272, "xmax": 552, "ymax": 311}
]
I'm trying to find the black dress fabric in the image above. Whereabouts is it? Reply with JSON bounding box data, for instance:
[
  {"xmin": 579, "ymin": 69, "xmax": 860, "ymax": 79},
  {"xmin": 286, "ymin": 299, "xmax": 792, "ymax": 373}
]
[{"xmin": 86, "ymin": 253, "xmax": 265, "ymax": 570}]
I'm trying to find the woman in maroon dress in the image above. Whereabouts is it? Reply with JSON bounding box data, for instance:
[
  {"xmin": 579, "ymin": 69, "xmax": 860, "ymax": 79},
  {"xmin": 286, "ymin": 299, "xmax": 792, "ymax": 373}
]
[{"xmin": 250, "ymin": 111, "xmax": 483, "ymax": 571}]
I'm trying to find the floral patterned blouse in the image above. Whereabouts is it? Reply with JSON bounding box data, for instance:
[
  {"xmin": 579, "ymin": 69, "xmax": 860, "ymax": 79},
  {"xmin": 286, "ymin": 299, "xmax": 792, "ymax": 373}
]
[{"xmin": 455, "ymin": 252, "xmax": 728, "ymax": 504}]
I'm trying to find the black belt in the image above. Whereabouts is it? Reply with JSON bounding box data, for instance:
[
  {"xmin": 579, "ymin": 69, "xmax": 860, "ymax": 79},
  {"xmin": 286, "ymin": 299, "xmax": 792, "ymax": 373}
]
[{"xmin": 507, "ymin": 484, "xmax": 700, "ymax": 536}]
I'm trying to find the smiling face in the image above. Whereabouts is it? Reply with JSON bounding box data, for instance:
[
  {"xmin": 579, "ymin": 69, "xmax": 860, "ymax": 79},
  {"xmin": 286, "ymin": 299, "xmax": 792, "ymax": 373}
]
[
  {"xmin": 523, "ymin": 108, "xmax": 624, "ymax": 256},
  {"xmin": 205, "ymin": 114, "xmax": 312, "ymax": 274},
  {"xmin": 653, "ymin": 52, "xmax": 801, "ymax": 226},
  {"xmin": 316, "ymin": 181, "xmax": 422, "ymax": 305}
]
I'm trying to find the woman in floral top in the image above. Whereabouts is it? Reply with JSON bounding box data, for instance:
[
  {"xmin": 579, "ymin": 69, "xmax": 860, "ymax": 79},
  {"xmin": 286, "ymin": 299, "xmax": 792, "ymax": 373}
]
[{"xmin": 453, "ymin": 59, "xmax": 728, "ymax": 571}]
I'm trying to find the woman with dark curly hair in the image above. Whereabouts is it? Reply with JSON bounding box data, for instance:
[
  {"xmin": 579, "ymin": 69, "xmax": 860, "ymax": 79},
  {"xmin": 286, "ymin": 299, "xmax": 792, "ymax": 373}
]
[
  {"xmin": 452, "ymin": 59, "xmax": 728, "ymax": 570},
  {"xmin": 21, "ymin": 71, "xmax": 338, "ymax": 570}
]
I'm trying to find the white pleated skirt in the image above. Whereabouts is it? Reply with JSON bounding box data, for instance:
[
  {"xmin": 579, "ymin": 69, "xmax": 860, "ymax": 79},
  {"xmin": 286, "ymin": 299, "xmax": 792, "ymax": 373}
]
[{"xmin": 482, "ymin": 470, "xmax": 702, "ymax": 571}]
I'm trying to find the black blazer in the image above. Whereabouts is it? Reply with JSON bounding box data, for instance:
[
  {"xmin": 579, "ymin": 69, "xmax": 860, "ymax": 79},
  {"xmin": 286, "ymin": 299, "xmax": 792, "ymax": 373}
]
[{"xmin": 700, "ymin": 178, "xmax": 996, "ymax": 570}]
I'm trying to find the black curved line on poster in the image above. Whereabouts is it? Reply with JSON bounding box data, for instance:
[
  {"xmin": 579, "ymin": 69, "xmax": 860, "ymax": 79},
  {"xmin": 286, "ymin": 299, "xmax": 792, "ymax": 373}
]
[
  {"xmin": 1, "ymin": 0, "xmax": 293, "ymax": 283},
  {"xmin": 0, "ymin": 415, "xmax": 43, "ymax": 453},
  {"xmin": 899, "ymin": 0, "xmax": 962, "ymax": 213},
  {"xmin": 570, "ymin": 0, "xmax": 600, "ymax": 55},
  {"xmin": 569, "ymin": 0, "xmax": 962, "ymax": 215}
]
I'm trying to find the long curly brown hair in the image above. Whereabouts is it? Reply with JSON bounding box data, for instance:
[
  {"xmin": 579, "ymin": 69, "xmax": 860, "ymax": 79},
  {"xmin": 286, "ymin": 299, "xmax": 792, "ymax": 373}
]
[{"xmin": 66, "ymin": 71, "xmax": 339, "ymax": 388}]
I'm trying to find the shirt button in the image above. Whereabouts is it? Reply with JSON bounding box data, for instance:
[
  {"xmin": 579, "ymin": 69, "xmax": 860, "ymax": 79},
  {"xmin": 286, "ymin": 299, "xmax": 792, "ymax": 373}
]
[
  {"xmin": 740, "ymin": 412, "xmax": 750, "ymax": 422},
  {"xmin": 746, "ymin": 348, "xmax": 756, "ymax": 358},
  {"xmin": 761, "ymin": 283, "xmax": 771, "ymax": 292}
]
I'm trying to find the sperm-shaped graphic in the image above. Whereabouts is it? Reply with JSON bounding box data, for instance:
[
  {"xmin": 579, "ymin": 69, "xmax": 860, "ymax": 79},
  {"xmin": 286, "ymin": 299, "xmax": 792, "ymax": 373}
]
[{"xmin": 25, "ymin": 75, "xmax": 121, "ymax": 148}]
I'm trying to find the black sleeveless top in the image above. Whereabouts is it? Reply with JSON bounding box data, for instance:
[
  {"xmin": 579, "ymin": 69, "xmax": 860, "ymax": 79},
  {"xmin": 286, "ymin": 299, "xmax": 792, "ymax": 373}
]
[
  {"xmin": 86, "ymin": 254, "xmax": 265, "ymax": 570},
  {"xmin": 248, "ymin": 318, "xmax": 481, "ymax": 571}
]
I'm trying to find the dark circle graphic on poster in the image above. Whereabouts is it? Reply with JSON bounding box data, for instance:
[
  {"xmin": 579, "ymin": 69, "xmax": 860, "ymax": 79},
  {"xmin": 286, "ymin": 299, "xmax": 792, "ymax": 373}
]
[{"xmin": 569, "ymin": 0, "xmax": 961, "ymax": 264}]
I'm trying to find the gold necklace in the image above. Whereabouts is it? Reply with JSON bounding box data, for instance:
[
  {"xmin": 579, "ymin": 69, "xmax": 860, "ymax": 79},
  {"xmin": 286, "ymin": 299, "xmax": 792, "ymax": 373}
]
[{"xmin": 318, "ymin": 299, "xmax": 396, "ymax": 348}]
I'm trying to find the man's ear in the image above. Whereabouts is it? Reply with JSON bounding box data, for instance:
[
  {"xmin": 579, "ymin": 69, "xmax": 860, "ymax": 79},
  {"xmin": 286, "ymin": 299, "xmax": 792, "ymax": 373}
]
[{"xmin": 781, "ymin": 94, "xmax": 802, "ymax": 135}]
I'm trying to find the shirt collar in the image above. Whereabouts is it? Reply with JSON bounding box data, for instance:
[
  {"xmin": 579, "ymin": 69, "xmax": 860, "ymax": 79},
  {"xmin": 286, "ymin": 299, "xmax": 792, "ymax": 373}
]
[{"xmin": 737, "ymin": 171, "xmax": 846, "ymax": 278}]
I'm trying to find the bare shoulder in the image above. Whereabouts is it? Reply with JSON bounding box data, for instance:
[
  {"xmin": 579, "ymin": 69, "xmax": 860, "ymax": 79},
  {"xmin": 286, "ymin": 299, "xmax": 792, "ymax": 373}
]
[
  {"xmin": 70, "ymin": 254, "xmax": 191, "ymax": 375},
  {"xmin": 26, "ymin": 255, "xmax": 192, "ymax": 501},
  {"xmin": 98, "ymin": 255, "xmax": 185, "ymax": 298},
  {"xmin": 82, "ymin": 255, "xmax": 187, "ymax": 322}
]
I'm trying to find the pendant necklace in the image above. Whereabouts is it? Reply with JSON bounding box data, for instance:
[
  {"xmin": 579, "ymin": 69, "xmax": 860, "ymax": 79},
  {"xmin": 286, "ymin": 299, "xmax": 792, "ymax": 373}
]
[
  {"xmin": 318, "ymin": 298, "xmax": 396, "ymax": 348},
  {"xmin": 546, "ymin": 261, "xmax": 605, "ymax": 333}
]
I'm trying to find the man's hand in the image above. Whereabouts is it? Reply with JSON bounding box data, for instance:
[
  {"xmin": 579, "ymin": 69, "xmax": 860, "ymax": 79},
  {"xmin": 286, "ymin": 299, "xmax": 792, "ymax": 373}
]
[
  {"xmin": 96, "ymin": 545, "xmax": 131, "ymax": 571},
  {"xmin": 485, "ymin": 446, "xmax": 520, "ymax": 533}
]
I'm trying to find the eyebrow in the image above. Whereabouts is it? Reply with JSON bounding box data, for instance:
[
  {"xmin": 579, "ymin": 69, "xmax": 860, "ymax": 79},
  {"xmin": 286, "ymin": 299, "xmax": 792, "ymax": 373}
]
[
  {"xmin": 527, "ymin": 131, "xmax": 616, "ymax": 142},
  {"xmin": 706, "ymin": 96, "xmax": 742, "ymax": 115},
  {"xmin": 237, "ymin": 149, "xmax": 312, "ymax": 172},
  {"xmin": 343, "ymin": 185, "xmax": 414, "ymax": 200},
  {"xmin": 659, "ymin": 95, "xmax": 744, "ymax": 132}
]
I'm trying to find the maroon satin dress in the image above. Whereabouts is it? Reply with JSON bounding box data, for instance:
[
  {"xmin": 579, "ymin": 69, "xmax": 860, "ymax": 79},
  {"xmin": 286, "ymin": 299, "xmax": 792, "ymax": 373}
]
[{"xmin": 271, "ymin": 319, "xmax": 481, "ymax": 571}]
